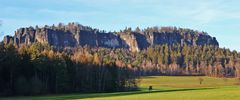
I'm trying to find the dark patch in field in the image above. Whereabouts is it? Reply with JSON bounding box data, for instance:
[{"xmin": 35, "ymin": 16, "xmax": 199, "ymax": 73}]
[{"xmin": 61, "ymin": 88, "xmax": 216, "ymax": 100}]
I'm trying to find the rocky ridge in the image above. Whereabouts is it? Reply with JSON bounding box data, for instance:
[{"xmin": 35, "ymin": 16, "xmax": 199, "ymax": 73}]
[{"xmin": 3, "ymin": 22, "xmax": 219, "ymax": 52}]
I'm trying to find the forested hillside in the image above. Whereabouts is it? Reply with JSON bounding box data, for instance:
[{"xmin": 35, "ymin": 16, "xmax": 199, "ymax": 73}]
[{"xmin": 1, "ymin": 22, "xmax": 240, "ymax": 96}]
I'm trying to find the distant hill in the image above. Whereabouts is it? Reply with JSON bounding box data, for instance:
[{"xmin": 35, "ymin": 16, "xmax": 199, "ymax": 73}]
[
  {"xmin": 3, "ymin": 22, "xmax": 219, "ymax": 52},
  {"xmin": 2, "ymin": 22, "xmax": 240, "ymax": 77}
]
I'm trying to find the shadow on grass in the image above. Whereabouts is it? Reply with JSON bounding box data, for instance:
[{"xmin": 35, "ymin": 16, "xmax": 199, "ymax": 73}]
[
  {"xmin": 0, "ymin": 88, "xmax": 216, "ymax": 100},
  {"xmin": 50, "ymin": 88, "xmax": 216, "ymax": 100}
]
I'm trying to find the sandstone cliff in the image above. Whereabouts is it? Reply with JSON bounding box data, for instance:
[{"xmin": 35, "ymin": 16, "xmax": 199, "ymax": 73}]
[{"xmin": 3, "ymin": 23, "xmax": 219, "ymax": 52}]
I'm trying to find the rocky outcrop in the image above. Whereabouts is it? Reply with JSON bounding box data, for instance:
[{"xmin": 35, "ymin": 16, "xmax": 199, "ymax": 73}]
[
  {"xmin": 3, "ymin": 23, "xmax": 219, "ymax": 52},
  {"xmin": 3, "ymin": 35, "xmax": 14, "ymax": 45}
]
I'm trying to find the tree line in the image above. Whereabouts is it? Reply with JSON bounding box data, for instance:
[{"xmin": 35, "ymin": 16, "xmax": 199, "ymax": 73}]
[
  {"xmin": 0, "ymin": 42, "xmax": 138, "ymax": 96},
  {"xmin": 140, "ymin": 44, "xmax": 240, "ymax": 77}
]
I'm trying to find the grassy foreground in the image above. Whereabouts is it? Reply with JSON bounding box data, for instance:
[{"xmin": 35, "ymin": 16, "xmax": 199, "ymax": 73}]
[{"xmin": 1, "ymin": 76, "xmax": 240, "ymax": 100}]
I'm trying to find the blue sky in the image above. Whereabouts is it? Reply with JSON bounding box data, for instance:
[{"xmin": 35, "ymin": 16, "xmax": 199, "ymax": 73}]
[{"xmin": 0, "ymin": 0, "xmax": 240, "ymax": 51}]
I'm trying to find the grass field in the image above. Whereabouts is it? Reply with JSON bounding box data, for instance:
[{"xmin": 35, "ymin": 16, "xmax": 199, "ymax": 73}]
[{"xmin": 1, "ymin": 76, "xmax": 240, "ymax": 100}]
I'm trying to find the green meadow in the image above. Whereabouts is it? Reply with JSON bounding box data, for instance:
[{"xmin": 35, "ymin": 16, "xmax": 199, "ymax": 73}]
[{"xmin": 1, "ymin": 76, "xmax": 240, "ymax": 100}]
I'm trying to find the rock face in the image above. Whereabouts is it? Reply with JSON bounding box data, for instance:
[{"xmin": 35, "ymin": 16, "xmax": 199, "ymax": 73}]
[{"xmin": 3, "ymin": 23, "xmax": 219, "ymax": 52}]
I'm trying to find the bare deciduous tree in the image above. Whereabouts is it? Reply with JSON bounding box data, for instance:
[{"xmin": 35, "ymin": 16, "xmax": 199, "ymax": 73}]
[{"xmin": 198, "ymin": 78, "xmax": 204, "ymax": 85}]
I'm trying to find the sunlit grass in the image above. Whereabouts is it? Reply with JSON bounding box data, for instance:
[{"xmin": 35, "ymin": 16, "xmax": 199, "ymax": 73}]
[
  {"xmin": 140, "ymin": 76, "xmax": 239, "ymax": 89},
  {"xmin": 1, "ymin": 76, "xmax": 240, "ymax": 100}
]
